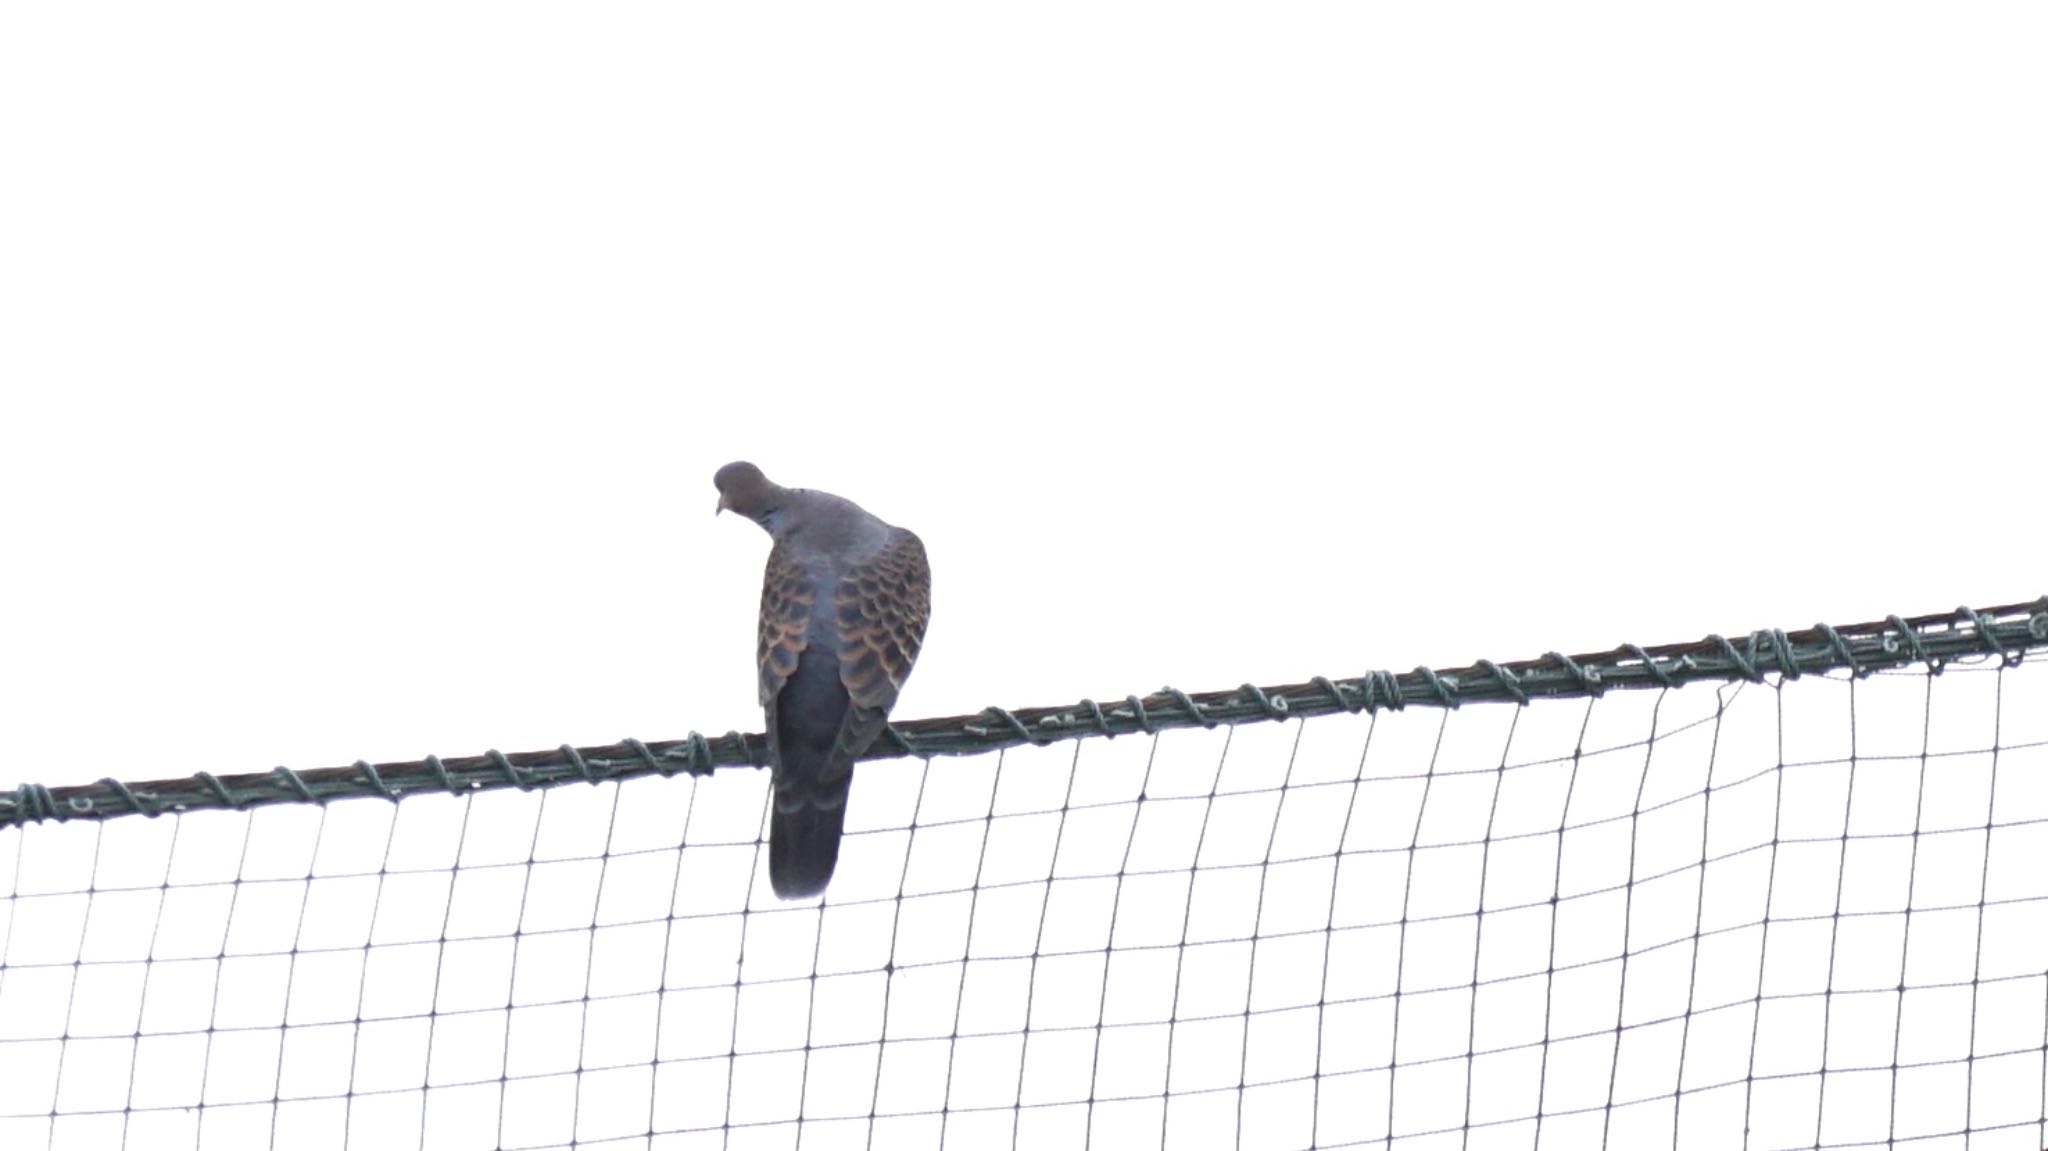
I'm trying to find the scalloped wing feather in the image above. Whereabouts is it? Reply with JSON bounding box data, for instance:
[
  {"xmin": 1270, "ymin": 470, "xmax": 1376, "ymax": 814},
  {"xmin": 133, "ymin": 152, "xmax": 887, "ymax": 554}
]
[
  {"xmin": 756, "ymin": 541, "xmax": 817, "ymax": 708},
  {"xmin": 833, "ymin": 527, "xmax": 931, "ymax": 725}
]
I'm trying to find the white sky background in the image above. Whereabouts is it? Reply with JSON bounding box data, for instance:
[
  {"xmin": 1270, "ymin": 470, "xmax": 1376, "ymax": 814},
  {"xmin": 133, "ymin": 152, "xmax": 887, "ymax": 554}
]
[
  {"xmin": 2, "ymin": 3, "xmax": 2044, "ymax": 789},
  {"xmin": 4, "ymin": 5, "xmax": 2048, "ymax": 1150}
]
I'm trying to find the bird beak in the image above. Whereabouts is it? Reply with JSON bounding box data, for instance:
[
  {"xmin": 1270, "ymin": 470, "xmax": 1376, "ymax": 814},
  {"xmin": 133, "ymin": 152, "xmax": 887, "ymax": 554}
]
[{"xmin": 715, "ymin": 495, "xmax": 728, "ymax": 516}]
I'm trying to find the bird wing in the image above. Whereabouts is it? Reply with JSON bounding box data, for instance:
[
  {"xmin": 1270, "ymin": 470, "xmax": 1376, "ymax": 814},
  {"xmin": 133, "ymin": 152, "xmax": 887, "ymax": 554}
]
[
  {"xmin": 756, "ymin": 539, "xmax": 817, "ymax": 708},
  {"xmin": 829, "ymin": 526, "xmax": 931, "ymax": 759}
]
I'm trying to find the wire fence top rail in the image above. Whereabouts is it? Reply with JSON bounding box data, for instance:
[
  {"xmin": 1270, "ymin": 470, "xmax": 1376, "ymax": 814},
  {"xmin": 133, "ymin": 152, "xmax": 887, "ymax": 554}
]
[{"xmin": 5, "ymin": 597, "xmax": 2043, "ymax": 829}]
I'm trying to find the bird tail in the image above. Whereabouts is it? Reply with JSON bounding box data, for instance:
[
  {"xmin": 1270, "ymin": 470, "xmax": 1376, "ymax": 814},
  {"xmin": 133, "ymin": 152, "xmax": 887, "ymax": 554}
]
[
  {"xmin": 766, "ymin": 650, "xmax": 873, "ymax": 900},
  {"xmin": 769, "ymin": 795, "xmax": 846, "ymax": 899}
]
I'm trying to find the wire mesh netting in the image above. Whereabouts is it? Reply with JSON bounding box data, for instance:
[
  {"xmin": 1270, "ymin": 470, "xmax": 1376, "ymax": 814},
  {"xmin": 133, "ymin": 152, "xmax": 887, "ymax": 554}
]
[{"xmin": 3, "ymin": 617, "xmax": 2047, "ymax": 1150}]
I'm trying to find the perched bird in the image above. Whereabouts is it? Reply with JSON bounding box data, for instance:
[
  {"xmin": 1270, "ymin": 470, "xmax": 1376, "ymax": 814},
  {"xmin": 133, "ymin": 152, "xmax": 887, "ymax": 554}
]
[{"xmin": 714, "ymin": 461, "xmax": 931, "ymax": 899}]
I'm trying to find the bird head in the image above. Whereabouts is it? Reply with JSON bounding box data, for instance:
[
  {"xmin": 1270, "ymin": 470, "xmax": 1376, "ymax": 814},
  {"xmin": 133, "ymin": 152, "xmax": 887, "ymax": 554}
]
[{"xmin": 713, "ymin": 461, "xmax": 781, "ymax": 523}]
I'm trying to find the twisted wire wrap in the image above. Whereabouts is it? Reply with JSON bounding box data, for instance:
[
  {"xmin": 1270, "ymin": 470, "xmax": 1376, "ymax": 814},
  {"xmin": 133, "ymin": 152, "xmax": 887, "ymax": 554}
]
[{"xmin": 6, "ymin": 598, "xmax": 2041, "ymax": 827}]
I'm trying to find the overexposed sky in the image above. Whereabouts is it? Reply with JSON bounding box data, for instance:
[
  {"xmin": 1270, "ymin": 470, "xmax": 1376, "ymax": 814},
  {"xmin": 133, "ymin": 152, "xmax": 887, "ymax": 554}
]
[{"xmin": 2, "ymin": 4, "xmax": 2044, "ymax": 789}]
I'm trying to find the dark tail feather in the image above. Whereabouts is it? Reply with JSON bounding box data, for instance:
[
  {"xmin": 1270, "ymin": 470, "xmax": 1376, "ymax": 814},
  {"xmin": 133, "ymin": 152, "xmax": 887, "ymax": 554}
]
[{"xmin": 770, "ymin": 799, "xmax": 846, "ymax": 899}]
